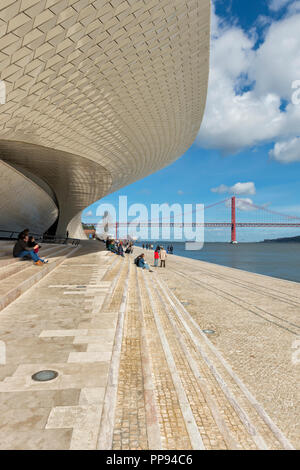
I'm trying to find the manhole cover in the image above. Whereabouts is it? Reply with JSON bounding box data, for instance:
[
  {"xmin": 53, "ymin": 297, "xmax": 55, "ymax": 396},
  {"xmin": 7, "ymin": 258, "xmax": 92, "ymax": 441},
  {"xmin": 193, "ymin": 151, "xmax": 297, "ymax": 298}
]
[
  {"xmin": 31, "ymin": 370, "xmax": 58, "ymax": 382},
  {"xmin": 202, "ymin": 329, "xmax": 215, "ymax": 335}
]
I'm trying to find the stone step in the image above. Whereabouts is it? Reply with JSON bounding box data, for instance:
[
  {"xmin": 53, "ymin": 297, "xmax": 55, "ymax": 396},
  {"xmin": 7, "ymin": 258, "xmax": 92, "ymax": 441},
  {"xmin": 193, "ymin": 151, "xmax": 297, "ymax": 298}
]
[
  {"xmin": 104, "ymin": 259, "xmax": 294, "ymax": 450},
  {"xmin": 96, "ymin": 258, "xmax": 131, "ymax": 450},
  {"xmin": 0, "ymin": 261, "xmax": 32, "ymax": 282},
  {"xmin": 140, "ymin": 269, "xmax": 204, "ymax": 450},
  {"xmin": 151, "ymin": 272, "xmax": 294, "ymax": 450},
  {"xmin": 0, "ymin": 245, "xmax": 69, "ymax": 286},
  {"xmin": 108, "ymin": 262, "xmax": 161, "ymax": 450},
  {"xmin": 0, "ymin": 242, "xmax": 15, "ymax": 251},
  {"xmin": 0, "ymin": 245, "xmax": 296, "ymax": 450},
  {"xmin": 41, "ymin": 255, "xmax": 129, "ymax": 450},
  {"xmin": 144, "ymin": 271, "xmax": 249, "ymax": 450},
  {"xmin": 0, "ymin": 245, "xmax": 80, "ymax": 312},
  {"xmin": 0, "ymin": 244, "xmax": 64, "ymax": 268},
  {"xmin": 0, "ymin": 242, "xmax": 57, "ymax": 258}
]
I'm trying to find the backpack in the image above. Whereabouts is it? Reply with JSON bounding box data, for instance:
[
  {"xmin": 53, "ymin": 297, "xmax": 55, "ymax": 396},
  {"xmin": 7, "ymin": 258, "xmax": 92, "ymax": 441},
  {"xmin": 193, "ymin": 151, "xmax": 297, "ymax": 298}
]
[{"xmin": 134, "ymin": 256, "xmax": 140, "ymax": 265}]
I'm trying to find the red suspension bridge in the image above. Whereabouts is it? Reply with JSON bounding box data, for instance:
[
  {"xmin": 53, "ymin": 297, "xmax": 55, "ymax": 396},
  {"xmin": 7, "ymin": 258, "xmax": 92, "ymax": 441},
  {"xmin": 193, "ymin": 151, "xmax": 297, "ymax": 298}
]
[{"xmin": 89, "ymin": 197, "xmax": 300, "ymax": 243}]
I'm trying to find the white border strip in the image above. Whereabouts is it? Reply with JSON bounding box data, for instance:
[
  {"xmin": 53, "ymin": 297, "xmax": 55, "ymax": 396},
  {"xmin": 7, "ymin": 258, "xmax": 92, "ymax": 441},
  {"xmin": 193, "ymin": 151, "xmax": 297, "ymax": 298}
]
[
  {"xmin": 142, "ymin": 270, "xmax": 205, "ymax": 450},
  {"xmin": 97, "ymin": 260, "xmax": 129, "ymax": 449},
  {"xmin": 159, "ymin": 274, "xmax": 295, "ymax": 450},
  {"xmin": 136, "ymin": 269, "xmax": 162, "ymax": 450},
  {"xmin": 153, "ymin": 276, "xmax": 241, "ymax": 450}
]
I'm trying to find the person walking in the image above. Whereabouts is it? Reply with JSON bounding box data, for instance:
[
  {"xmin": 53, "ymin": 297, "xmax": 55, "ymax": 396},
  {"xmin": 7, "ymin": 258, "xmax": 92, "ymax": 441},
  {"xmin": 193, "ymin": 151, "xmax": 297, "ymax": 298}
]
[
  {"xmin": 160, "ymin": 246, "xmax": 167, "ymax": 268},
  {"xmin": 154, "ymin": 248, "xmax": 159, "ymax": 267}
]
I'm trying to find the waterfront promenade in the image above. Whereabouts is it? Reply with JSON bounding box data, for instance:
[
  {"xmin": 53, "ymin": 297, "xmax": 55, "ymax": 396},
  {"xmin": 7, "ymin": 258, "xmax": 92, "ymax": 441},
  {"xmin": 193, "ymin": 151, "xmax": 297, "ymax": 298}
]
[{"xmin": 0, "ymin": 241, "xmax": 298, "ymax": 450}]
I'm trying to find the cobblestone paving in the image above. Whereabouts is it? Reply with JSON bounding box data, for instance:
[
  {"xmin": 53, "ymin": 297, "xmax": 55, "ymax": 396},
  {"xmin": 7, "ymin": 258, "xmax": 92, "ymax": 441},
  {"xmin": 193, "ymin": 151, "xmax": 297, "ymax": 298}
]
[
  {"xmin": 106, "ymin": 261, "xmax": 128, "ymax": 313},
  {"xmin": 152, "ymin": 279, "xmax": 260, "ymax": 450},
  {"xmin": 149, "ymin": 284, "xmax": 228, "ymax": 450},
  {"xmin": 177, "ymin": 305, "xmax": 282, "ymax": 450},
  {"xmin": 139, "ymin": 248, "xmax": 298, "ymax": 450},
  {"xmin": 112, "ymin": 265, "xmax": 148, "ymax": 450},
  {"xmin": 138, "ymin": 271, "xmax": 192, "ymax": 450},
  {"xmin": 0, "ymin": 244, "xmax": 297, "ymax": 449}
]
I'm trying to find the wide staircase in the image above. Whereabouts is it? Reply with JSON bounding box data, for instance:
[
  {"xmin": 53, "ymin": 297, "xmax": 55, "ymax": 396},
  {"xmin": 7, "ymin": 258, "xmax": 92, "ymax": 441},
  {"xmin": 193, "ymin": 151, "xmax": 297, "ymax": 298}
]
[
  {"xmin": 0, "ymin": 246, "xmax": 295, "ymax": 450},
  {"xmin": 0, "ymin": 240, "xmax": 79, "ymax": 312},
  {"xmin": 99, "ymin": 258, "xmax": 294, "ymax": 451}
]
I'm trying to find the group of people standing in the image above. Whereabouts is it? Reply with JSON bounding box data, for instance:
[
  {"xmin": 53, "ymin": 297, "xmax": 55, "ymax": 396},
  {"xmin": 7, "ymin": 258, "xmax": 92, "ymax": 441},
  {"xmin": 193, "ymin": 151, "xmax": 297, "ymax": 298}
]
[
  {"xmin": 12, "ymin": 229, "xmax": 48, "ymax": 265},
  {"xmin": 142, "ymin": 243, "xmax": 154, "ymax": 250},
  {"xmin": 142, "ymin": 242, "xmax": 174, "ymax": 255},
  {"xmin": 105, "ymin": 238, "xmax": 171, "ymax": 272},
  {"xmin": 154, "ymin": 245, "xmax": 167, "ymax": 268},
  {"xmin": 135, "ymin": 245, "xmax": 168, "ymax": 272}
]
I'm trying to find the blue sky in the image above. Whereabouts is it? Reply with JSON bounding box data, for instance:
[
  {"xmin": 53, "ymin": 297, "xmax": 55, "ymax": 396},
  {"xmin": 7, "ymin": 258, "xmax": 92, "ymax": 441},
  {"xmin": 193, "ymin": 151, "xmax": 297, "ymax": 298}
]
[{"xmin": 83, "ymin": 0, "xmax": 300, "ymax": 242}]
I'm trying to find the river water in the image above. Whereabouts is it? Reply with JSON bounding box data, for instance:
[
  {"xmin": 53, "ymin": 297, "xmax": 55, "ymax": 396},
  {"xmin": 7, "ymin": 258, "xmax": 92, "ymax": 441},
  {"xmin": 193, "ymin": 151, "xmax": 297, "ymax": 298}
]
[{"xmin": 137, "ymin": 242, "xmax": 300, "ymax": 283}]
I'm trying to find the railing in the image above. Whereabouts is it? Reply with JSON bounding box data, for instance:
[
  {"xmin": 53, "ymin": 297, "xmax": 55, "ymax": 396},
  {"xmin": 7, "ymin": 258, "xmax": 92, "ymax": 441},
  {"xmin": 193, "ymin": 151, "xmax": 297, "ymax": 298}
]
[{"xmin": 0, "ymin": 229, "xmax": 80, "ymax": 246}]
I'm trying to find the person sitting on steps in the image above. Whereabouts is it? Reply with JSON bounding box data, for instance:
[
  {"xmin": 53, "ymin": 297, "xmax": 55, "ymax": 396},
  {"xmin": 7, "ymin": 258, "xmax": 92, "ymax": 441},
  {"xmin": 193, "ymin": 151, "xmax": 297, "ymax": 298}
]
[
  {"xmin": 137, "ymin": 254, "xmax": 153, "ymax": 272},
  {"xmin": 27, "ymin": 235, "xmax": 41, "ymax": 254},
  {"xmin": 117, "ymin": 241, "xmax": 124, "ymax": 257},
  {"xmin": 17, "ymin": 228, "xmax": 29, "ymax": 240},
  {"xmin": 13, "ymin": 233, "xmax": 48, "ymax": 265}
]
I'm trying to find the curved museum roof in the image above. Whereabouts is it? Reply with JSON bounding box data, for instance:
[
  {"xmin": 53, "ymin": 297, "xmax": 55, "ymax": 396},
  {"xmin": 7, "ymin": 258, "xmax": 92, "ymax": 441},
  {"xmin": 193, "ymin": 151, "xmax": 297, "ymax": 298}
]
[{"xmin": 0, "ymin": 0, "xmax": 210, "ymax": 237}]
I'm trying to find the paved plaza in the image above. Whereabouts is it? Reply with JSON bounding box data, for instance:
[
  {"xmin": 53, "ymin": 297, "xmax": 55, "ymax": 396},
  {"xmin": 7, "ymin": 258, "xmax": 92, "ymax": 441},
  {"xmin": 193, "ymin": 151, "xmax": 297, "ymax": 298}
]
[{"xmin": 0, "ymin": 241, "xmax": 298, "ymax": 450}]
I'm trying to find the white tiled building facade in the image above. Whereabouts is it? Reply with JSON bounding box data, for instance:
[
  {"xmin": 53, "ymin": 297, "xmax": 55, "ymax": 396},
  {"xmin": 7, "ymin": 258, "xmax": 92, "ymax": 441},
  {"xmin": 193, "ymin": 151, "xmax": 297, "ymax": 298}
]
[{"xmin": 0, "ymin": 0, "xmax": 210, "ymax": 237}]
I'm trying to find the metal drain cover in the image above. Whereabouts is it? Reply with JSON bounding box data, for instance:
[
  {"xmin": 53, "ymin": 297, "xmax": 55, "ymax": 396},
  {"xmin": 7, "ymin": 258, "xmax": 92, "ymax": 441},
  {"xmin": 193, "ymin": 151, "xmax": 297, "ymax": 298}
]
[
  {"xmin": 202, "ymin": 329, "xmax": 215, "ymax": 335},
  {"xmin": 31, "ymin": 370, "xmax": 58, "ymax": 382}
]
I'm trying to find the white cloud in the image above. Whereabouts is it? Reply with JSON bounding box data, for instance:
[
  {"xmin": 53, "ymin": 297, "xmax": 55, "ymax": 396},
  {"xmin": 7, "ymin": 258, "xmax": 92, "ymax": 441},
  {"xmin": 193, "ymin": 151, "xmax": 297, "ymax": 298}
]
[
  {"xmin": 225, "ymin": 197, "xmax": 257, "ymax": 211},
  {"xmin": 211, "ymin": 184, "xmax": 229, "ymax": 194},
  {"xmin": 236, "ymin": 198, "xmax": 256, "ymax": 211},
  {"xmin": 269, "ymin": 0, "xmax": 291, "ymax": 12},
  {"xmin": 197, "ymin": 7, "xmax": 300, "ymax": 161},
  {"xmin": 211, "ymin": 182, "xmax": 256, "ymax": 195},
  {"xmin": 269, "ymin": 137, "xmax": 300, "ymax": 162},
  {"xmin": 232, "ymin": 182, "xmax": 256, "ymax": 195},
  {"xmin": 252, "ymin": 13, "xmax": 300, "ymax": 99},
  {"xmin": 287, "ymin": 1, "xmax": 300, "ymax": 13},
  {"xmin": 177, "ymin": 189, "xmax": 184, "ymax": 195}
]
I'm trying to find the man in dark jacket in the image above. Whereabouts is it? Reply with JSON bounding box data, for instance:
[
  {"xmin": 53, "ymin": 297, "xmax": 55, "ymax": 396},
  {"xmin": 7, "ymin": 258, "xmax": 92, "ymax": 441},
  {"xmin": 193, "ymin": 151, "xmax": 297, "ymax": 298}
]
[
  {"xmin": 117, "ymin": 241, "xmax": 124, "ymax": 257},
  {"xmin": 13, "ymin": 234, "xmax": 47, "ymax": 265},
  {"xmin": 17, "ymin": 228, "xmax": 29, "ymax": 240}
]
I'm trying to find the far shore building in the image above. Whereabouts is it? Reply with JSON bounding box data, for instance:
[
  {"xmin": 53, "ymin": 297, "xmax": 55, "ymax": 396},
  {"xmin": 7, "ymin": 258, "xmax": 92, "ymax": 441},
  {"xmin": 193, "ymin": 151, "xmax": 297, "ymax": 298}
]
[{"xmin": 0, "ymin": 0, "xmax": 210, "ymax": 238}]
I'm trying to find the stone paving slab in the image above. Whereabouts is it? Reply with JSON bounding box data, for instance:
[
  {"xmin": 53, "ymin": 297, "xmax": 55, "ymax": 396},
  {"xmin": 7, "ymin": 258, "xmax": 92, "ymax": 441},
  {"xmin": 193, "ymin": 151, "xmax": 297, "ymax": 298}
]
[
  {"xmin": 0, "ymin": 243, "xmax": 298, "ymax": 449},
  {"xmin": 140, "ymin": 248, "xmax": 299, "ymax": 449}
]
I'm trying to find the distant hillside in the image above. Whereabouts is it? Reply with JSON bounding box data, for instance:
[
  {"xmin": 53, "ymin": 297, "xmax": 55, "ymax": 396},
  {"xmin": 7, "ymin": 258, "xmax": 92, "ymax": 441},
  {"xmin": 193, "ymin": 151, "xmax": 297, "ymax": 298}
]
[{"xmin": 263, "ymin": 235, "xmax": 300, "ymax": 243}]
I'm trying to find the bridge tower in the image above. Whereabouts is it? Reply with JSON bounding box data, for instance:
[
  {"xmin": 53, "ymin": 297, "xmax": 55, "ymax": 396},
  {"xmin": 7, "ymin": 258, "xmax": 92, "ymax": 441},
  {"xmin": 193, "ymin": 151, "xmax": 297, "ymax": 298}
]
[{"xmin": 231, "ymin": 196, "xmax": 237, "ymax": 244}]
